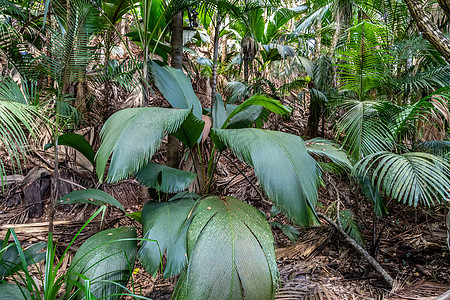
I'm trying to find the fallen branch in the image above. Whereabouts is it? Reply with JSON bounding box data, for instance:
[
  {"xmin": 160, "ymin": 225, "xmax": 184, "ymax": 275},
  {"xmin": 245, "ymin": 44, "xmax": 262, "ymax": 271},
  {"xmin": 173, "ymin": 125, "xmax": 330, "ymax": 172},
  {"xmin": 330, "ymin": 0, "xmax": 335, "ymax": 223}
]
[{"xmin": 317, "ymin": 212, "xmax": 394, "ymax": 289}]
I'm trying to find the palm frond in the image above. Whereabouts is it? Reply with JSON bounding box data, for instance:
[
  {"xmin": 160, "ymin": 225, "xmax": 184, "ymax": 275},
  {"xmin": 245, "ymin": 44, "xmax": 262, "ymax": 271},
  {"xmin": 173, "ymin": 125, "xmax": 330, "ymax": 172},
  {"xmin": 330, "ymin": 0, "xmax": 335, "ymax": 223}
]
[
  {"xmin": 337, "ymin": 100, "xmax": 394, "ymax": 160},
  {"xmin": 0, "ymin": 77, "xmax": 40, "ymax": 189},
  {"xmin": 354, "ymin": 152, "xmax": 450, "ymax": 207},
  {"xmin": 211, "ymin": 128, "xmax": 320, "ymax": 226}
]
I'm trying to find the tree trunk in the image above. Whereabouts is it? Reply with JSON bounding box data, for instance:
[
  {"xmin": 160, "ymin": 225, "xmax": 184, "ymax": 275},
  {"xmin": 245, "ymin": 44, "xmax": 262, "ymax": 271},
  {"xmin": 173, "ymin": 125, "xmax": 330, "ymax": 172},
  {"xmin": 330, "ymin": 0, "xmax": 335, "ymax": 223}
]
[
  {"xmin": 211, "ymin": 14, "xmax": 221, "ymax": 107},
  {"xmin": 329, "ymin": 11, "xmax": 342, "ymax": 59},
  {"xmin": 304, "ymin": 91, "xmax": 321, "ymax": 138},
  {"xmin": 221, "ymin": 15, "xmax": 229, "ymax": 63},
  {"xmin": 404, "ymin": 0, "xmax": 450, "ymax": 63},
  {"xmin": 313, "ymin": 22, "xmax": 322, "ymax": 60},
  {"xmin": 167, "ymin": 10, "xmax": 184, "ymax": 169}
]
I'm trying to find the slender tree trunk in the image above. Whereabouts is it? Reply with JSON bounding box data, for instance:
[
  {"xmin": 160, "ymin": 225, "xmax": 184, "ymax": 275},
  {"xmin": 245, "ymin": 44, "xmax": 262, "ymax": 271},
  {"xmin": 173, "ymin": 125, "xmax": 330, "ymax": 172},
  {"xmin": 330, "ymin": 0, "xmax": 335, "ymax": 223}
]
[
  {"xmin": 211, "ymin": 14, "xmax": 221, "ymax": 107},
  {"xmin": 221, "ymin": 16, "xmax": 228, "ymax": 63},
  {"xmin": 171, "ymin": 11, "xmax": 184, "ymax": 69},
  {"xmin": 329, "ymin": 11, "xmax": 342, "ymax": 59},
  {"xmin": 167, "ymin": 10, "xmax": 184, "ymax": 169},
  {"xmin": 404, "ymin": 0, "xmax": 450, "ymax": 63},
  {"xmin": 313, "ymin": 22, "xmax": 322, "ymax": 60},
  {"xmin": 304, "ymin": 91, "xmax": 321, "ymax": 138}
]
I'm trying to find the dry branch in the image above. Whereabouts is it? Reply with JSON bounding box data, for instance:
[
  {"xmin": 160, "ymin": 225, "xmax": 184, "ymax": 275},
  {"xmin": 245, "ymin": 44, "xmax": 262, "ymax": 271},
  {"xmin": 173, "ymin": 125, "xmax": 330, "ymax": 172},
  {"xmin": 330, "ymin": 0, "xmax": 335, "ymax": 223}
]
[{"xmin": 317, "ymin": 212, "xmax": 394, "ymax": 289}]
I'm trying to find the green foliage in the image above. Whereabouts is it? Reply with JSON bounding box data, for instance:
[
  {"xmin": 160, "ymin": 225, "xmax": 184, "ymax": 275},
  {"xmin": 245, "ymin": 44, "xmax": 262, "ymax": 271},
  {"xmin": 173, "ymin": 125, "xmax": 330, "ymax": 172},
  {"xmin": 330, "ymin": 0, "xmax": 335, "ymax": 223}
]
[
  {"xmin": 139, "ymin": 199, "xmax": 195, "ymax": 278},
  {"xmin": 173, "ymin": 196, "xmax": 279, "ymax": 300},
  {"xmin": 95, "ymin": 107, "xmax": 203, "ymax": 182},
  {"xmin": 212, "ymin": 128, "xmax": 320, "ymax": 226},
  {"xmin": 136, "ymin": 163, "xmax": 196, "ymax": 193},
  {"xmin": 57, "ymin": 189, "xmax": 125, "ymax": 212},
  {"xmin": 305, "ymin": 138, "xmax": 353, "ymax": 170},
  {"xmin": 0, "ymin": 234, "xmax": 45, "ymax": 279},
  {"xmin": 339, "ymin": 209, "xmax": 364, "ymax": 245},
  {"xmin": 44, "ymin": 133, "xmax": 95, "ymax": 166},
  {"xmin": 337, "ymin": 100, "xmax": 394, "ymax": 161},
  {"xmin": 354, "ymin": 152, "xmax": 450, "ymax": 207},
  {"xmin": 0, "ymin": 77, "xmax": 41, "ymax": 190},
  {"xmin": 66, "ymin": 227, "xmax": 137, "ymax": 300},
  {"xmin": 151, "ymin": 61, "xmax": 202, "ymax": 119}
]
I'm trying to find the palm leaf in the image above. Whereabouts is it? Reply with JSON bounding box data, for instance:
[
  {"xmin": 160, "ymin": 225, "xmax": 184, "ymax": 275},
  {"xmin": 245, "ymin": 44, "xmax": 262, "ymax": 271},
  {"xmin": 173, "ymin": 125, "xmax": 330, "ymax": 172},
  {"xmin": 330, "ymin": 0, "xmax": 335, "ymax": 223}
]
[
  {"xmin": 223, "ymin": 94, "xmax": 291, "ymax": 129},
  {"xmin": 337, "ymin": 100, "xmax": 394, "ymax": 160},
  {"xmin": 305, "ymin": 138, "xmax": 353, "ymax": 170},
  {"xmin": 0, "ymin": 283, "xmax": 31, "ymax": 299},
  {"xmin": 354, "ymin": 152, "xmax": 450, "ymax": 207},
  {"xmin": 95, "ymin": 107, "xmax": 203, "ymax": 183},
  {"xmin": 0, "ymin": 78, "xmax": 41, "ymax": 189},
  {"xmin": 211, "ymin": 128, "xmax": 320, "ymax": 226},
  {"xmin": 173, "ymin": 196, "xmax": 279, "ymax": 300},
  {"xmin": 135, "ymin": 163, "xmax": 196, "ymax": 193},
  {"xmin": 66, "ymin": 227, "xmax": 137, "ymax": 300},
  {"xmin": 44, "ymin": 133, "xmax": 95, "ymax": 165},
  {"xmin": 57, "ymin": 189, "xmax": 125, "ymax": 212},
  {"xmin": 139, "ymin": 199, "xmax": 195, "ymax": 278},
  {"xmin": 151, "ymin": 61, "xmax": 202, "ymax": 119}
]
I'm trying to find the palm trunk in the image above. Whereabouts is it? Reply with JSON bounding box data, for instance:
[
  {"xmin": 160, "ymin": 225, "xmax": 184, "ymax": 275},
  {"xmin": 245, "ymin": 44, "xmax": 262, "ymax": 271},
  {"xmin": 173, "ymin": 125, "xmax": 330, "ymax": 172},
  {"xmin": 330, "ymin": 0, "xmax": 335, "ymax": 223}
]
[
  {"xmin": 167, "ymin": 10, "xmax": 184, "ymax": 169},
  {"xmin": 221, "ymin": 16, "xmax": 228, "ymax": 63},
  {"xmin": 211, "ymin": 14, "xmax": 221, "ymax": 107},
  {"xmin": 404, "ymin": 0, "xmax": 450, "ymax": 63},
  {"xmin": 329, "ymin": 11, "xmax": 342, "ymax": 58},
  {"xmin": 313, "ymin": 22, "xmax": 322, "ymax": 60}
]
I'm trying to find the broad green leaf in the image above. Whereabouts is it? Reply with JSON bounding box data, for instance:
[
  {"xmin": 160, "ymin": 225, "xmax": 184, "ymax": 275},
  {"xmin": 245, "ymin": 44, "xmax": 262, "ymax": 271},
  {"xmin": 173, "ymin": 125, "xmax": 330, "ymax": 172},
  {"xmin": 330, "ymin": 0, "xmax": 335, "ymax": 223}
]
[
  {"xmin": 355, "ymin": 152, "xmax": 450, "ymax": 207},
  {"xmin": 0, "ymin": 241, "xmax": 45, "ymax": 279},
  {"xmin": 211, "ymin": 128, "xmax": 320, "ymax": 226},
  {"xmin": 212, "ymin": 93, "xmax": 227, "ymax": 129},
  {"xmin": 171, "ymin": 111, "xmax": 205, "ymax": 148},
  {"xmin": 0, "ymin": 283, "xmax": 31, "ymax": 299},
  {"xmin": 44, "ymin": 133, "xmax": 95, "ymax": 165},
  {"xmin": 223, "ymin": 95, "xmax": 291, "ymax": 129},
  {"xmin": 227, "ymin": 105, "xmax": 264, "ymax": 129},
  {"xmin": 305, "ymin": 138, "xmax": 353, "ymax": 170},
  {"xmin": 270, "ymin": 222, "xmax": 300, "ymax": 242},
  {"xmin": 151, "ymin": 61, "xmax": 202, "ymax": 119},
  {"xmin": 135, "ymin": 163, "xmax": 196, "ymax": 193},
  {"xmin": 57, "ymin": 189, "xmax": 124, "ymax": 212},
  {"xmin": 66, "ymin": 227, "xmax": 137, "ymax": 300},
  {"xmin": 95, "ymin": 107, "xmax": 201, "ymax": 183},
  {"xmin": 173, "ymin": 196, "xmax": 279, "ymax": 300},
  {"xmin": 139, "ymin": 199, "xmax": 195, "ymax": 278}
]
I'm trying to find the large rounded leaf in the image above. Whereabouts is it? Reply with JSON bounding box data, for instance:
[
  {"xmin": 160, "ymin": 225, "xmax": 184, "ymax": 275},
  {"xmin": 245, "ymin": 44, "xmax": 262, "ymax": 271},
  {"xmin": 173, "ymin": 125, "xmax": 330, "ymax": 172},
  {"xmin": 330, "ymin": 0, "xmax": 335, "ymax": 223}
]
[
  {"xmin": 173, "ymin": 196, "xmax": 279, "ymax": 300},
  {"xmin": 211, "ymin": 128, "xmax": 320, "ymax": 226},
  {"xmin": 354, "ymin": 152, "xmax": 450, "ymax": 206},
  {"xmin": 66, "ymin": 227, "xmax": 137, "ymax": 300},
  {"xmin": 139, "ymin": 199, "xmax": 195, "ymax": 278},
  {"xmin": 95, "ymin": 107, "xmax": 203, "ymax": 183}
]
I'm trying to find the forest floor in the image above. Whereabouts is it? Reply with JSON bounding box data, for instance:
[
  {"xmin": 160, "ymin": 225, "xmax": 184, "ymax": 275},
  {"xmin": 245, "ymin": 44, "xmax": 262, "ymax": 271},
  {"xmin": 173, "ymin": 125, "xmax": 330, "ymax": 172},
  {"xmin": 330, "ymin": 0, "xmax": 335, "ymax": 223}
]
[{"xmin": 0, "ymin": 96, "xmax": 449, "ymax": 299}]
